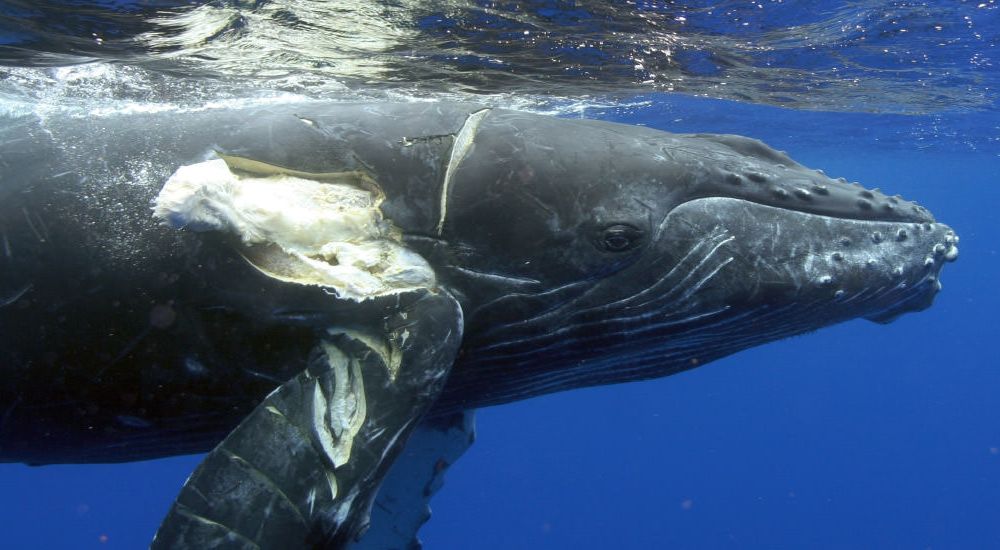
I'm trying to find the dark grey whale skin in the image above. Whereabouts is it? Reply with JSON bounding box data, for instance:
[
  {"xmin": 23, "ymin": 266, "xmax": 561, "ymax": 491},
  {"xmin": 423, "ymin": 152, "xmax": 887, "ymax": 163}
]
[{"xmin": 0, "ymin": 102, "xmax": 955, "ymax": 465}]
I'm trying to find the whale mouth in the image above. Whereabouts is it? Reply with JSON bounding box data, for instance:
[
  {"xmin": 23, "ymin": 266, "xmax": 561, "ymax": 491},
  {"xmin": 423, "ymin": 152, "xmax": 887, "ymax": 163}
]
[
  {"xmin": 437, "ymin": 194, "xmax": 958, "ymax": 413},
  {"xmin": 660, "ymin": 197, "xmax": 958, "ymax": 325},
  {"xmin": 671, "ymin": 135, "xmax": 957, "ymax": 323}
]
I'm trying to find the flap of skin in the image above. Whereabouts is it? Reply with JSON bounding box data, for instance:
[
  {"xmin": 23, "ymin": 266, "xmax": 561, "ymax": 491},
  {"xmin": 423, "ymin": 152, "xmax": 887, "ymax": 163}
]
[{"xmin": 153, "ymin": 156, "xmax": 435, "ymax": 301}]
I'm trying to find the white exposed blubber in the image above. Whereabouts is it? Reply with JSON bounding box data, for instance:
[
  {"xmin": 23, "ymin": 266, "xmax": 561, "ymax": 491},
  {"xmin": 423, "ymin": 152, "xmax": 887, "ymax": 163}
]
[{"xmin": 154, "ymin": 158, "xmax": 435, "ymax": 301}]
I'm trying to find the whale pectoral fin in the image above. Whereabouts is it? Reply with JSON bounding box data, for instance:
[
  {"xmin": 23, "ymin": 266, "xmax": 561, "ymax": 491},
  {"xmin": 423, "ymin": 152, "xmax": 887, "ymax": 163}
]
[
  {"xmin": 348, "ymin": 411, "xmax": 476, "ymax": 550},
  {"xmin": 152, "ymin": 289, "xmax": 463, "ymax": 549}
]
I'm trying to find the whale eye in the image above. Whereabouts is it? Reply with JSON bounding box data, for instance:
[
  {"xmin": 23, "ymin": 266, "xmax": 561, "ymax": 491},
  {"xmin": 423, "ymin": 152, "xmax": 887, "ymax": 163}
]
[{"xmin": 600, "ymin": 224, "xmax": 643, "ymax": 252}]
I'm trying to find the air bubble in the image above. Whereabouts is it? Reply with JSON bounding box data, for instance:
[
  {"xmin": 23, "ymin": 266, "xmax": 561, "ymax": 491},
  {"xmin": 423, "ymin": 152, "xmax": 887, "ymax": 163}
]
[{"xmin": 871, "ymin": 231, "xmax": 884, "ymax": 243}]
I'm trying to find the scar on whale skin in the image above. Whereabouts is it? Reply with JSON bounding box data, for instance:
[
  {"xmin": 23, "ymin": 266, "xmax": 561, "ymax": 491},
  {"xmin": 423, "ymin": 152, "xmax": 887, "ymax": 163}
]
[{"xmin": 437, "ymin": 108, "xmax": 491, "ymax": 236}]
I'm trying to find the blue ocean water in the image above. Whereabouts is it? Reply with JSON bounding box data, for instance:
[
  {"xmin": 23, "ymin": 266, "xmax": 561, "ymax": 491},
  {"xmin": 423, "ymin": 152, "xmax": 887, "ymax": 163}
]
[{"xmin": 0, "ymin": 2, "xmax": 998, "ymax": 549}]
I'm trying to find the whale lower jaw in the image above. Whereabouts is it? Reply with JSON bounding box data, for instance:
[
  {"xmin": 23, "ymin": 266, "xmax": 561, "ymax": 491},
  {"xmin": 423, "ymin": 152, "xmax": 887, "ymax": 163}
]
[{"xmin": 433, "ymin": 197, "xmax": 958, "ymax": 413}]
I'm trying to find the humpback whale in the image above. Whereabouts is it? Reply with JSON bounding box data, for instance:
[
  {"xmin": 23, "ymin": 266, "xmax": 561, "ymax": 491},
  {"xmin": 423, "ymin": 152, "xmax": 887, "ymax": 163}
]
[{"xmin": 0, "ymin": 102, "xmax": 958, "ymax": 548}]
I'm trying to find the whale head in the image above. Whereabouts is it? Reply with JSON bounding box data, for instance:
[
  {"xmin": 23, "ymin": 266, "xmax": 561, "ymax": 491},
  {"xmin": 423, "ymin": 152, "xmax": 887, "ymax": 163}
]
[{"xmin": 432, "ymin": 111, "xmax": 957, "ymax": 410}]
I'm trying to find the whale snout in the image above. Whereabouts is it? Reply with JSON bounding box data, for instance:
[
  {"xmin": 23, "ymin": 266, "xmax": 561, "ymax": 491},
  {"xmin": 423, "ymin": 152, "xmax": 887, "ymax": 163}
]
[
  {"xmin": 662, "ymin": 134, "xmax": 959, "ymax": 324},
  {"xmin": 682, "ymin": 134, "xmax": 937, "ymax": 226},
  {"xmin": 862, "ymin": 221, "xmax": 959, "ymax": 323}
]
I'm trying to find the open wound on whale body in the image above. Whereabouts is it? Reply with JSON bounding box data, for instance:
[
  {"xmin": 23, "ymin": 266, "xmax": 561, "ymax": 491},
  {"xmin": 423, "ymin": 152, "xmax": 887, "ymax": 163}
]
[
  {"xmin": 152, "ymin": 155, "xmax": 435, "ymax": 302},
  {"xmin": 148, "ymin": 153, "xmax": 461, "ymax": 547}
]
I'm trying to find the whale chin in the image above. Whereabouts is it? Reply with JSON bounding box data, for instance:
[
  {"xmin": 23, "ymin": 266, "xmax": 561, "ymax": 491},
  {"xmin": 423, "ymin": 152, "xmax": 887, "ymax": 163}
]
[{"xmin": 864, "ymin": 289, "xmax": 939, "ymax": 324}]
